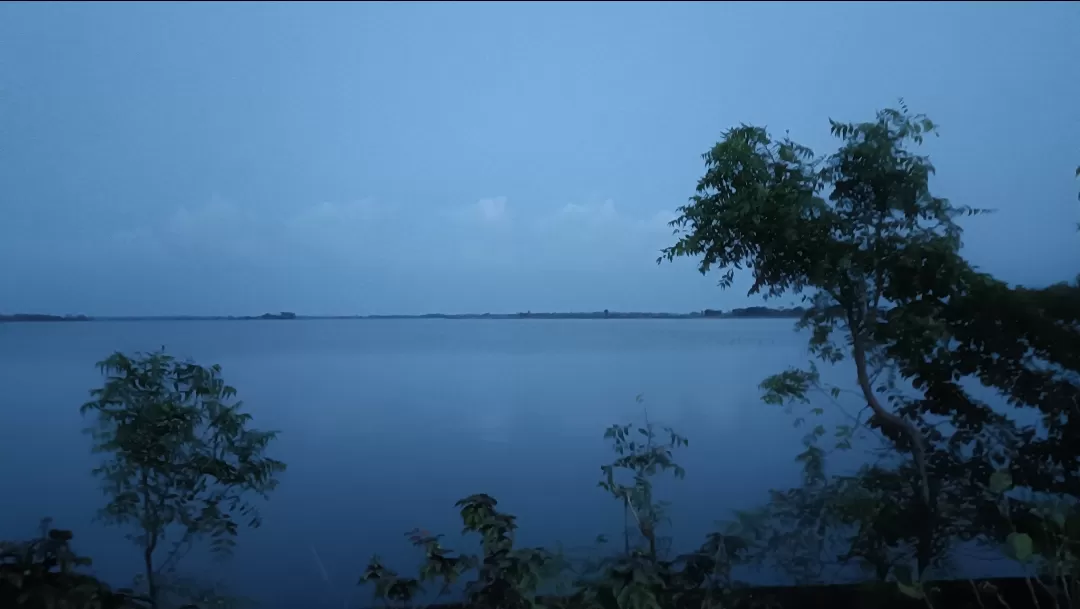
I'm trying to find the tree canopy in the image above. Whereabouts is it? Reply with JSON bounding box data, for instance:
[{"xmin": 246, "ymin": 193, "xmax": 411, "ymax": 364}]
[
  {"xmin": 81, "ymin": 350, "xmax": 286, "ymax": 608},
  {"xmin": 661, "ymin": 102, "xmax": 1080, "ymax": 578}
]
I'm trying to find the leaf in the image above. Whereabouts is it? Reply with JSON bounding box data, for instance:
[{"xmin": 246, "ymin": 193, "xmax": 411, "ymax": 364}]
[
  {"xmin": 1005, "ymin": 532, "xmax": 1033, "ymax": 562},
  {"xmin": 1051, "ymin": 508, "xmax": 1067, "ymax": 529},
  {"xmin": 897, "ymin": 582, "xmax": 924, "ymax": 600},
  {"xmin": 989, "ymin": 470, "xmax": 1013, "ymax": 494}
]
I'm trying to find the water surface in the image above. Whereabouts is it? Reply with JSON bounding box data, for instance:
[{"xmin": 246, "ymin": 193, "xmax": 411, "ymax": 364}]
[{"xmin": 0, "ymin": 318, "xmax": 861, "ymax": 607}]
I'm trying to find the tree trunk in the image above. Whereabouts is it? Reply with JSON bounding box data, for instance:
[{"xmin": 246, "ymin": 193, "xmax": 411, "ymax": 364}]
[
  {"xmin": 915, "ymin": 478, "xmax": 940, "ymax": 578},
  {"xmin": 851, "ymin": 335, "xmax": 931, "ymax": 507},
  {"xmin": 140, "ymin": 471, "xmax": 159, "ymax": 608},
  {"xmin": 851, "ymin": 331, "xmax": 940, "ymax": 578},
  {"xmin": 145, "ymin": 544, "xmax": 158, "ymax": 608}
]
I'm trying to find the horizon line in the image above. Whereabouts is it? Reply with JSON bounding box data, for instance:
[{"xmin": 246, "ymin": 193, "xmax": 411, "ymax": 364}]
[{"xmin": 1, "ymin": 306, "xmax": 806, "ymax": 321}]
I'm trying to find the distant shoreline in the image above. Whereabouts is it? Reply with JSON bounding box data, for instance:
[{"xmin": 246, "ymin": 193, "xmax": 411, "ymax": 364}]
[{"xmin": 0, "ymin": 307, "xmax": 805, "ymax": 323}]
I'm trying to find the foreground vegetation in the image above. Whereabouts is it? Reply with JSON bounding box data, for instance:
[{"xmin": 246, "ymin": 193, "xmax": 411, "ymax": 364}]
[{"xmin": 2, "ymin": 103, "xmax": 1078, "ymax": 609}]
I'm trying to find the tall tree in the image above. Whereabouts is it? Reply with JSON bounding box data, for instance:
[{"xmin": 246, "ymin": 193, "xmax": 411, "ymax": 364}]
[
  {"xmin": 661, "ymin": 103, "xmax": 973, "ymax": 495},
  {"xmin": 82, "ymin": 350, "xmax": 286, "ymax": 608},
  {"xmin": 660, "ymin": 103, "xmax": 1080, "ymax": 575}
]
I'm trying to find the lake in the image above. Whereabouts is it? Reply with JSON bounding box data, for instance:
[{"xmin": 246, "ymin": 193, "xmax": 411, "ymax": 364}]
[{"xmin": 0, "ymin": 318, "xmax": 881, "ymax": 607}]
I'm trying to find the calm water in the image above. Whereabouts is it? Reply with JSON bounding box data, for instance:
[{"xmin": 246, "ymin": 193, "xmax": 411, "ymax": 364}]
[{"xmin": 0, "ymin": 319, "xmax": 870, "ymax": 606}]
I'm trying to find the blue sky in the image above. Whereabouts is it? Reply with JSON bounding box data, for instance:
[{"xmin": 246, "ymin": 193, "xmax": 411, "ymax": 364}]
[{"xmin": 1, "ymin": 2, "xmax": 1077, "ymax": 316}]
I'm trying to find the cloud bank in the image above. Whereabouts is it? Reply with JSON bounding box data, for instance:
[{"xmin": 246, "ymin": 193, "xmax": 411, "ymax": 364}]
[
  {"xmin": 2, "ymin": 195, "xmax": 716, "ymax": 316},
  {"xmin": 105, "ymin": 195, "xmax": 679, "ymax": 272}
]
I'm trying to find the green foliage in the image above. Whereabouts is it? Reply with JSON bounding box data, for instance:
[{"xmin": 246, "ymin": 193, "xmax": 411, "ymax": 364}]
[
  {"xmin": 658, "ymin": 103, "xmax": 989, "ymax": 525},
  {"xmin": 660, "ymin": 100, "xmax": 1080, "ymax": 589},
  {"xmin": 583, "ymin": 406, "xmax": 708, "ymax": 609},
  {"xmin": 360, "ymin": 418, "xmax": 767, "ymax": 609},
  {"xmin": 986, "ymin": 469, "xmax": 1080, "ymax": 607},
  {"xmin": 80, "ymin": 350, "xmax": 286, "ymax": 608},
  {"xmin": 359, "ymin": 494, "xmax": 561, "ymax": 609},
  {"xmin": 0, "ymin": 520, "xmax": 146, "ymax": 609},
  {"xmin": 596, "ymin": 397, "xmax": 688, "ymax": 562}
]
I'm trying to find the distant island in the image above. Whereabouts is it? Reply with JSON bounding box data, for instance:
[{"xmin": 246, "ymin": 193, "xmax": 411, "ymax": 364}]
[
  {"xmin": 1, "ymin": 307, "xmax": 806, "ymax": 322},
  {"xmin": 251, "ymin": 311, "xmax": 297, "ymax": 320}
]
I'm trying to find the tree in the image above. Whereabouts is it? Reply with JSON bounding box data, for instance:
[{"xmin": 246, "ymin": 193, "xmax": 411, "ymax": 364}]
[
  {"xmin": 662, "ymin": 105, "xmax": 971, "ymax": 475},
  {"xmin": 658, "ymin": 102, "xmax": 1075, "ymax": 579},
  {"xmin": 596, "ymin": 401, "xmax": 688, "ymax": 562},
  {"xmin": 81, "ymin": 350, "xmax": 286, "ymax": 608}
]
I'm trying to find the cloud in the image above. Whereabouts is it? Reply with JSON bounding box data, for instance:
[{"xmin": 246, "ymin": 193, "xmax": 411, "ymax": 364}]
[
  {"xmin": 530, "ymin": 199, "xmax": 677, "ymax": 271},
  {"xmin": 0, "ymin": 192, "xmax": 715, "ymax": 315},
  {"xmin": 472, "ymin": 197, "xmax": 509, "ymax": 224},
  {"xmin": 89, "ymin": 194, "xmax": 678, "ymax": 275}
]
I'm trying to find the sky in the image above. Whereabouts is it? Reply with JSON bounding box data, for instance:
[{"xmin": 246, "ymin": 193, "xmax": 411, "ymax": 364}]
[{"xmin": 1, "ymin": 2, "xmax": 1077, "ymax": 316}]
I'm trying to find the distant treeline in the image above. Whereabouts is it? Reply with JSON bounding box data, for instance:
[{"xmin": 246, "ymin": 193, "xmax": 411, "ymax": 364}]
[
  {"xmin": 4, "ymin": 307, "xmax": 807, "ymax": 322},
  {"xmin": 706, "ymin": 306, "xmax": 807, "ymax": 318},
  {"xmin": 0, "ymin": 313, "xmax": 91, "ymax": 322},
  {"xmin": 366, "ymin": 307, "xmax": 806, "ymax": 320}
]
